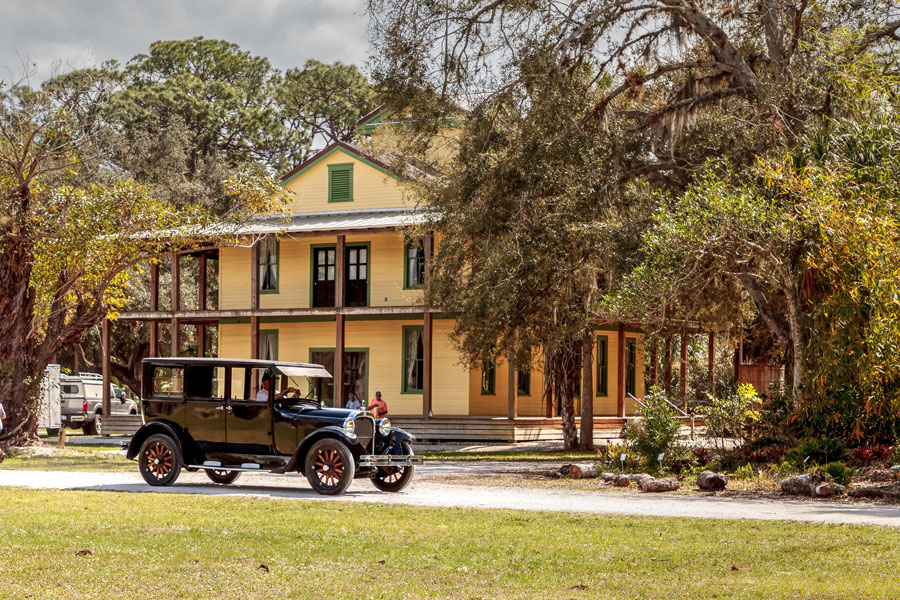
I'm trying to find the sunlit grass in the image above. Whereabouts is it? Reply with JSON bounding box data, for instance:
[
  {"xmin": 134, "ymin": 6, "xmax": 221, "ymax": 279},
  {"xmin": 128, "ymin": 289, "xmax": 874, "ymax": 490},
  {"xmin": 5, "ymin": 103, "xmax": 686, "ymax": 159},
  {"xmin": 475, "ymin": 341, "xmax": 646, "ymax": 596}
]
[{"xmin": 0, "ymin": 487, "xmax": 898, "ymax": 599}]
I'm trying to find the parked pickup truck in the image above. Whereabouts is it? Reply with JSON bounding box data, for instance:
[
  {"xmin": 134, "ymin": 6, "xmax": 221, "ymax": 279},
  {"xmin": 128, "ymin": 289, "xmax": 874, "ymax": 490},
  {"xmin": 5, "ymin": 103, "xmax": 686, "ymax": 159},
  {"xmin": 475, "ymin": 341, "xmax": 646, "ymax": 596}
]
[{"xmin": 60, "ymin": 373, "xmax": 138, "ymax": 435}]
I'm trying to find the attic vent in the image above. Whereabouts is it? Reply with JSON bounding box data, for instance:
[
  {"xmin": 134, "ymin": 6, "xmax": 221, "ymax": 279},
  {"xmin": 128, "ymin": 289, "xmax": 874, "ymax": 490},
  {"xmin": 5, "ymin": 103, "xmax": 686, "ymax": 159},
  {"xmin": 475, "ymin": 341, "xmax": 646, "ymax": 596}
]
[{"xmin": 328, "ymin": 164, "xmax": 353, "ymax": 202}]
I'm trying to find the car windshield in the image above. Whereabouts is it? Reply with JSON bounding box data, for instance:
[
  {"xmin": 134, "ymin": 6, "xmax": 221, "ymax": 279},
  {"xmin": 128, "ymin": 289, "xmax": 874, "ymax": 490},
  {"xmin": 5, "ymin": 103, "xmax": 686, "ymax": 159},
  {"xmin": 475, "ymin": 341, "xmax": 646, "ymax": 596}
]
[{"xmin": 277, "ymin": 375, "xmax": 325, "ymax": 404}]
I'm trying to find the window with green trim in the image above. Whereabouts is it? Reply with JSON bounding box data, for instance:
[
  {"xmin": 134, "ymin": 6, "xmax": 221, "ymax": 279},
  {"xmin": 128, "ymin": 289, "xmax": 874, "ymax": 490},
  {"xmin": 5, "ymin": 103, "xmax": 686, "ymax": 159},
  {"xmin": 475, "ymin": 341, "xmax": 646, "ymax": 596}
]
[
  {"xmin": 625, "ymin": 338, "xmax": 636, "ymax": 396},
  {"xmin": 596, "ymin": 336, "xmax": 608, "ymax": 396},
  {"xmin": 517, "ymin": 367, "xmax": 531, "ymax": 396},
  {"xmin": 259, "ymin": 330, "xmax": 278, "ymax": 361},
  {"xmin": 402, "ymin": 326, "xmax": 424, "ymax": 393},
  {"xmin": 404, "ymin": 239, "xmax": 425, "ymax": 288},
  {"xmin": 481, "ymin": 360, "xmax": 496, "ymax": 395},
  {"xmin": 328, "ymin": 163, "xmax": 353, "ymax": 202},
  {"xmin": 259, "ymin": 237, "xmax": 278, "ymax": 292}
]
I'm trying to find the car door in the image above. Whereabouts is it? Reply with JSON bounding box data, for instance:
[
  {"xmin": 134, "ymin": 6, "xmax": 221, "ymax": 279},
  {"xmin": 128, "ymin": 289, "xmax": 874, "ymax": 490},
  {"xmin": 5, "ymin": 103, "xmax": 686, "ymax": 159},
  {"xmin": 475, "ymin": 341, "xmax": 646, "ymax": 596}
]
[
  {"xmin": 184, "ymin": 365, "xmax": 228, "ymax": 453},
  {"xmin": 227, "ymin": 367, "xmax": 273, "ymax": 455}
]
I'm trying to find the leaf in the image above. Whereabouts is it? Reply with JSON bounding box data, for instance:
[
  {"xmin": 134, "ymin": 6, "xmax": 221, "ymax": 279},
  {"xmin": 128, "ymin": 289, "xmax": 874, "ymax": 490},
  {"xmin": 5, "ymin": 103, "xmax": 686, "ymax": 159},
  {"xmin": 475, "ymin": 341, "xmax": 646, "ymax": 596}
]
[
  {"xmin": 731, "ymin": 563, "xmax": 750, "ymax": 572},
  {"xmin": 75, "ymin": 549, "xmax": 93, "ymax": 556},
  {"xmin": 258, "ymin": 564, "xmax": 270, "ymax": 572}
]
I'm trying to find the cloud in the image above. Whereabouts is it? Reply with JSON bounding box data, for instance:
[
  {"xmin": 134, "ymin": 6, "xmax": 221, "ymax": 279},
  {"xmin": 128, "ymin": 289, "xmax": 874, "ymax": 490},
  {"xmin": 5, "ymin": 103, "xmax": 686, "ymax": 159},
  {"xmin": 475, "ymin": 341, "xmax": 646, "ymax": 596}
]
[{"xmin": 0, "ymin": 0, "xmax": 371, "ymax": 83}]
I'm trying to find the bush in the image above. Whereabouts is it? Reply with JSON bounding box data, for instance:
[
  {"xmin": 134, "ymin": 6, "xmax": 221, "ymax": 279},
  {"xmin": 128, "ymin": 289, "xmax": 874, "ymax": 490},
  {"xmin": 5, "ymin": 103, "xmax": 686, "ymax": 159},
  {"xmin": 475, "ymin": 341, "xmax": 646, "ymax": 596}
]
[
  {"xmin": 704, "ymin": 383, "xmax": 760, "ymax": 451},
  {"xmin": 785, "ymin": 437, "xmax": 848, "ymax": 467},
  {"xmin": 713, "ymin": 449, "xmax": 746, "ymax": 473},
  {"xmin": 850, "ymin": 443, "xmax": 892, "ymax": 466},
  {"xmin": 734, "ymin": 463, "xmax": 755, "ymax": 480},
  {"xmin": 625, "ymin": 387, "xmax": 682, "ymax": 469},
  {"xmin": 822, "ymin": 461, "xmax": 855, "ymax": 486}
]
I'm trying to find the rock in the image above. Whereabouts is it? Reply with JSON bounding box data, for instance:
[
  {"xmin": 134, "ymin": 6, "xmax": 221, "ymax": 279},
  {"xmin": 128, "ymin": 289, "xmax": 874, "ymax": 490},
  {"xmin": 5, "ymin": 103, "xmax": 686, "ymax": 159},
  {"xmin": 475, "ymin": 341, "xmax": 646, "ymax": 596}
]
[
  {"xmin": 614, "ymin": 475, "xmax": 631, "ymax": 487},
  {"xmin": 559, "ymin": 464, "xmax": 572, "ymax": 476},
  {"xmin": 869, "ymin": 469, "xmax": 895, "ymax": 483},
  {"xmin": 630, "ymin": 473, "xmax": 655, "ymax": 487},
  {"xmin": 849, "ymin": 486, "xmax": 887, "ymax": 499},
  {"xmin": 641, "ymin": 478, "xmax": 680, "ymax": 493},
  {"xmin": 698, "ymin": 471, "xmax": 728, "ymax": 491},
  {"xmin": 600, "ymin": 472, "xmax": 619, "ymax": 483},
  {"xmin": 813, "ymin": 482, "xmax": 845, "ymax": 497},
  {"xmin": 780, "ymin": 474, "xmax": 813, "ymax": 495},
  {"xmin": 544, "ymin": 470, "xmax": 563, "ymax": 479}
]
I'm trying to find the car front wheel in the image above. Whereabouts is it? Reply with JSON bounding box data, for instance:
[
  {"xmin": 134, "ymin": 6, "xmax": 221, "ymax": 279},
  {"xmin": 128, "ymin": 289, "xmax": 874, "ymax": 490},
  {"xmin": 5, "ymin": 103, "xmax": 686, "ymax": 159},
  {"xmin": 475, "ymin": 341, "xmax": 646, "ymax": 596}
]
[
  {"xmin": 138, "ymin": 434, "xmax": 182, "ymax": 486},
  {"xmin": 206, "ymin": 469, "xmax": 242, "ymax": 485},
  {"xmin": 304, "ymin": 438, "xmax": 354, "ymax": 495},
  {"xmin": 371, "ymin": 441, "xmax": 415, "ymax": 493}
]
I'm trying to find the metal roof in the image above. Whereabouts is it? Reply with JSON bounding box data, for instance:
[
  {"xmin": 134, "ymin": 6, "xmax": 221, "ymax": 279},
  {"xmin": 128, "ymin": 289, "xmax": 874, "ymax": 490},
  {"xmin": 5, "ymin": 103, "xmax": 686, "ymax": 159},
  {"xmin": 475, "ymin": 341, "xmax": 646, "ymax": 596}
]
[
  {"xmin": 144, "ymin": 357, "xmax": 321, "ymax": 368},
  {"xmin": 211, "ymin": 207, "xmax": 429, "ymax": 237}
]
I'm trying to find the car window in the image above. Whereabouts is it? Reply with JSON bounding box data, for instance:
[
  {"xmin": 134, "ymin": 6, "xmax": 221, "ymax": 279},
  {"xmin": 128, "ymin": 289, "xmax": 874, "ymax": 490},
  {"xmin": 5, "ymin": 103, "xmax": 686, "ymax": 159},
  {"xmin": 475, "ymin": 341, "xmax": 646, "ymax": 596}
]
[
  {"xmin": 231, "ymin": 367, "xmax": 269, "ymax": 402},
  {"xmin": 152, "ymin": 367, "xmax": 184, "ymax": 398},
  {"xmin": 184, "ymin": 365, "xmax": 227, "ymax": 400},
  {"xmin": 61, "ymin": 384, "xmax": 79, "ymax": 395}
]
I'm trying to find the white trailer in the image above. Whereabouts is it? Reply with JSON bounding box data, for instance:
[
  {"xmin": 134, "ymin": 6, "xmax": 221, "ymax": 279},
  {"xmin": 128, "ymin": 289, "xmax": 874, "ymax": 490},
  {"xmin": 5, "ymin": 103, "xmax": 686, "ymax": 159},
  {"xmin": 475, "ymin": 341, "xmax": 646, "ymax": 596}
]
[{"xmin": 38, "ymin": 364, "xmax": 62, "ymax": 436}]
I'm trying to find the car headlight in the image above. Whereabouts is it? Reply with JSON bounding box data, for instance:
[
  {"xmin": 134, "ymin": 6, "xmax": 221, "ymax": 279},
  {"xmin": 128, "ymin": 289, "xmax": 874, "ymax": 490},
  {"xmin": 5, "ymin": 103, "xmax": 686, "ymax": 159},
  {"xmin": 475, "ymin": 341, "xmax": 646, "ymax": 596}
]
[
  {"xmin": 343, "ymin": 418, "xmax": 356, "ymax": 434},
  {"xmin": 378, "ymin": 418, "xmax": 391, "ymax": 436}
]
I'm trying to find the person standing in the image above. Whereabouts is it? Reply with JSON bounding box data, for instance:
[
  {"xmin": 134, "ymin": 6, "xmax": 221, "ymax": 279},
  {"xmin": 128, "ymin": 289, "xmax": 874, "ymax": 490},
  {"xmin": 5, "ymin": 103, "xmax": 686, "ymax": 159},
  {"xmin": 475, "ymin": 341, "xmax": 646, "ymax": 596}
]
[
  {"xmin": 369, "ymin": 391, "xmax": 388, "ymax": 418},
  {"xmin": 345, "ymin": 392, "xmax": 362, "ymax": 410}
]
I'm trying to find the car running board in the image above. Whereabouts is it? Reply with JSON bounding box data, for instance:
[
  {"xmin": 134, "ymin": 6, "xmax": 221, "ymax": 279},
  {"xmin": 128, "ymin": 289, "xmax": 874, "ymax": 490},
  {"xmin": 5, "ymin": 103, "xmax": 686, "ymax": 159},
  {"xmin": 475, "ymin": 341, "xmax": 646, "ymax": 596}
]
[{"xmin": 188, "ymin": 461, "xmax": 282, "ymax": 473}]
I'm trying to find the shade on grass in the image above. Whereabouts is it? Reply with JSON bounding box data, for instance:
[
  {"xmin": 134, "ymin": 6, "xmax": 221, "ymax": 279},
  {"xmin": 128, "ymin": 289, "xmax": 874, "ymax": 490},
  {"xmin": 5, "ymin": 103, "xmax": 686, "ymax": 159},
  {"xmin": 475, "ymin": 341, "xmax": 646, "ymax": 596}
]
[{"xmin": 0, "ymin": 488, "xmax": 898, "ymax": 599}]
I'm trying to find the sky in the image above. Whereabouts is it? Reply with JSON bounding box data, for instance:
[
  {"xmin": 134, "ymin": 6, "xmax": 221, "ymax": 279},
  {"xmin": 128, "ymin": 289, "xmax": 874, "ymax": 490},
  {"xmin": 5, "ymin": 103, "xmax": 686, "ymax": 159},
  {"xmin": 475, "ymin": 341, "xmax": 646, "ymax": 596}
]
[{"xmin": 0, "ymin": 0, "xmax": 371, "ymax": 83}]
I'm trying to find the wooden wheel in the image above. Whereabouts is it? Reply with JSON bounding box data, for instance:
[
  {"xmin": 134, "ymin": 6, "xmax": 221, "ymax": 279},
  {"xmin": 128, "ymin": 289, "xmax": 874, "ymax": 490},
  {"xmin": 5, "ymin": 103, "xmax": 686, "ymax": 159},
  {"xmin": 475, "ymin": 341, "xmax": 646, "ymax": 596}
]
[
  {"xmin": 304, "ymin": 438, "xmax": 354, "ymax": 495},
  {"xmin": 372, "ymin": 441, "xmax": 415, "ymax": 493},
  {"xmin": 138, "ymin": 434, "xmax": 182, "ymax": 487}
]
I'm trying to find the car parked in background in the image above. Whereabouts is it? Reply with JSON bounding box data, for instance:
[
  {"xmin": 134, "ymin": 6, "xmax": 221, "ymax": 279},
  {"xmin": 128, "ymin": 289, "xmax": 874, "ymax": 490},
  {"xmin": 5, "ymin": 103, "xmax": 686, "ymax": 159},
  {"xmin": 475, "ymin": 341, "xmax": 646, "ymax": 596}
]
[
  {"xmin": 126, "ymin": 357, "xmax": 423, "ymax": 495},
  {"xmin": 60, "ymin": 373, "xmax": 138, "ymax": 435}
]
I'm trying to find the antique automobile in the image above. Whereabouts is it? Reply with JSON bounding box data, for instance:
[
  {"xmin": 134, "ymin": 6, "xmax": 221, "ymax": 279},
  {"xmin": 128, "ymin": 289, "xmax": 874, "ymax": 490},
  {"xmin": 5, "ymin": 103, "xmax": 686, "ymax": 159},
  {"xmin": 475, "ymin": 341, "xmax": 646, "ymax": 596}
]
[{"xmin": 125, "ymin": 357, "xmax": 423, "ymax": 495}]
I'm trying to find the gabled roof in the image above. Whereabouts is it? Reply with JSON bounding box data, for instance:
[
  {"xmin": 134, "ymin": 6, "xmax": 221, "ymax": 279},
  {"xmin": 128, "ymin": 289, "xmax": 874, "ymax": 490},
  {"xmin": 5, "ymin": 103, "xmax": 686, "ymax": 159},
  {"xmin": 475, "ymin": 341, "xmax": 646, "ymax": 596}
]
[
  {"xmin": 279, "ymin": 140, "xmax": 399, "ymax": 186},
  {"xmin": 206, "ymin": 207, "xmax": 428, "ymax": 237}
]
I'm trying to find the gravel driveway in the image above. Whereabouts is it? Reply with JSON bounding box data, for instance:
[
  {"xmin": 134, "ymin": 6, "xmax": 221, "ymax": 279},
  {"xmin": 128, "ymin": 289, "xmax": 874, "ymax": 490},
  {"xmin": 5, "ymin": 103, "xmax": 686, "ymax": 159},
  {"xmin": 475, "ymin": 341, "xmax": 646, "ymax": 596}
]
[{"xmin": 3, "ymin": 465, "xmax": 900, "ymax": 527}]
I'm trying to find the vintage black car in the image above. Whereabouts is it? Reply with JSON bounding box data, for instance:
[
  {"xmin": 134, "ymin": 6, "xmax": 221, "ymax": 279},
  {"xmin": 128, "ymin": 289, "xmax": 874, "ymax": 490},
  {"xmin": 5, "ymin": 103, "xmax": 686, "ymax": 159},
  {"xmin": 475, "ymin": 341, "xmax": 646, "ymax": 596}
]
[{"xmin": 125, "ymin": 357, "xmax": 422, "ymax": 495}]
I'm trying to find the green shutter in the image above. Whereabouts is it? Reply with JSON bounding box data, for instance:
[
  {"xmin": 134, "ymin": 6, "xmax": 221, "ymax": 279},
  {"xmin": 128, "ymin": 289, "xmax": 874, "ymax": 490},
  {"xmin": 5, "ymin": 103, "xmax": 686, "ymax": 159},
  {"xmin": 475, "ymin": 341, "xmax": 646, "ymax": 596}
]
[
  {"xmin": 328, "ymin": 164, "xmax": 353, "ymax": 202},
  {"xmin": 597, "ymin": 336, "xmax": 608, "ymax": 396}
]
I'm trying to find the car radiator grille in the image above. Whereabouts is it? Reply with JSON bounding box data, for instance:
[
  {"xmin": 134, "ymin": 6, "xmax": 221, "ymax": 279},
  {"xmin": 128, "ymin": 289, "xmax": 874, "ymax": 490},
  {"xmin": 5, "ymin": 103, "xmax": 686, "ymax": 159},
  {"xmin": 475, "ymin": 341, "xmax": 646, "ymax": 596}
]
[{"xmin": 354, "ymin": 415, "xmax": 375, "ymax": 454}]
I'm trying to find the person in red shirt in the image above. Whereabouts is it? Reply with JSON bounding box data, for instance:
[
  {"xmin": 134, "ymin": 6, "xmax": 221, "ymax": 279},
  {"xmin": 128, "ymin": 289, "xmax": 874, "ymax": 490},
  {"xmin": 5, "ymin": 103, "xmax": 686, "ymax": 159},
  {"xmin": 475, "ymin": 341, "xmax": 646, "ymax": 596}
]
[{"xmin": 369, "ymin": 391, "xmax": 388, "ymax": 418}]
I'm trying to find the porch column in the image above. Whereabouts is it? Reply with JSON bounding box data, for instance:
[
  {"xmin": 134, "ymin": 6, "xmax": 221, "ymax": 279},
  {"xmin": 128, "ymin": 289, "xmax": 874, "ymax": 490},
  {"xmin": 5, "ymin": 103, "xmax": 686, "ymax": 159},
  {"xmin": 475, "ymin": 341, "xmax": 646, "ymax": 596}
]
[
  {"xmin": 197, "ymin": 325, "xmax": 206, "ymax": 358},
  {"xmin": 199, "ymin": 253, "xmax": 208, "ymax": 311},
  {"xmin": 170, "ymin": 253, "xmax": 180, "ymax": 356},
  {"xmin": 423, "ymin": 230, "xmax": 434, "ymax": 417},
  {"xmin": 423, "ymin": 312, "xmax": 433, "ymax": 416},
  {"xmin": 149, "ymin": 262, "xmax": 159, "ymax": 357},
  {"xmin": 101, "ymin": 318, "xmax": 111, "ymax": 437},
  {"xmin": 616, "ymin": 323, "xmax": 626, "ymax": 418},
  {"xmin": 680, "ymin": 332, "xmax": 689, "ymax": 410},
  {"xmin": 649, "ymin": 343, "xmax": 659, "ymax": 388},
  {"xmin": 663, "ymin": 335, "xmax": 673, "ymax": 397},
  {"xmin": 507, "ymin": 354, "xmax": 517, "ymax": 420},
  {"xmin": 708, "ymin": 331, "xmax": 716, "ymax": 393},
  {"xmin": 250, "ymin": 241, "xmax": 260, "ymax": 360},
  {"xmin": 335, "ymin": 234, "xmax": 346, "ymax": 407}
]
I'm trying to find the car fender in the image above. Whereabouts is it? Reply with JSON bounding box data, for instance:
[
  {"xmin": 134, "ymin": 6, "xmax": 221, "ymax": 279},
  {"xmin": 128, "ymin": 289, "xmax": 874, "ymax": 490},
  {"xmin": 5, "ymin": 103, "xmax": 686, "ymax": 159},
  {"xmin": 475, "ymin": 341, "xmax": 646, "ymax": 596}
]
[
  {"xmin": 388, "ymin": 427, "xmax": 415, "ymax": 445},
  {"xmin": 288, "ymin": 426, "xmax": 360, "ymax": 474},
  {"xmin": 126, "ymin": 420, "xmax": 198, "ymax": 462}
]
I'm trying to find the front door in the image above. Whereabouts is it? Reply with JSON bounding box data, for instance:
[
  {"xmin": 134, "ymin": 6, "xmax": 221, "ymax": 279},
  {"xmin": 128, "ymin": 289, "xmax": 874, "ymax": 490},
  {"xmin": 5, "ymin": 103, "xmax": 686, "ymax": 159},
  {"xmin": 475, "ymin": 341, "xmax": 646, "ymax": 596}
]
[
  {"xmin": 345, "ymin": 246, "xmax": 368, "ymax": 307},
  {"xmin": 227, "ymin": 367, "xmax": 273, "ymax": 454},
  {"xmin": 313, "ymin": 247, "xmax": 336, "ymax": 307},
  {"xmin": 309, "ymin": 350, "xmax": 367, "ymax": 407}
]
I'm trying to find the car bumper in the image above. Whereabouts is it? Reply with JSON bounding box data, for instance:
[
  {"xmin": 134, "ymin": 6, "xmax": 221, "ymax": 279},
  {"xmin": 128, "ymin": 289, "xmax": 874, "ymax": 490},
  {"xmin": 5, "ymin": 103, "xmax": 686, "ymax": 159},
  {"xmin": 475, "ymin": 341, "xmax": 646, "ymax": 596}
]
[
  {"xmin": 359, "ymin": 454, "xmax": 424, "ymax": 468},
  {"xmin": 62, "ymin": 415, "xmax": 86, "ymax": 425}
]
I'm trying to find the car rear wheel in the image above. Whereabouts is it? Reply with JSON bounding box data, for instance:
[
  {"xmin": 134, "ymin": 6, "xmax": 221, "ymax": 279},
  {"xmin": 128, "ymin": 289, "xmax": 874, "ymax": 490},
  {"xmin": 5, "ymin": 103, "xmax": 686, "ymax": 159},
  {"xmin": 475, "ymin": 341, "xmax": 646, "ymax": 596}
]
[
  {"xmin": 305, "ymin": 438, "xmax": 354, "ymax": 495},
  {"xmin": 88, "ymin": 415, "xmax": 102, "ymax": 436},
  {"xmin": 45, "ymin": 428, "xmax": 60, "ymax": 437},
  {"xmin": 138, "ymin": 434, "xmax": 182, "ymax": 486},
  {"xmin": 371, "ymin": 441, "xmax": 415, "ymax": 493},
  {"xmin": 206, "ymin": 469, "xmax": 242, "ymax": 485}
]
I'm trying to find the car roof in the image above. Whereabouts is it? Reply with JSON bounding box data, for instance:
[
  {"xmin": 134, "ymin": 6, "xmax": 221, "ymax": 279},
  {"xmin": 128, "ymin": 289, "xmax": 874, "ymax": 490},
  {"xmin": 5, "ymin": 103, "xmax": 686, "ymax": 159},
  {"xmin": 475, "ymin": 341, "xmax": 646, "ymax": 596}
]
[{"xmin": 142, "ymin": 357, "xmax": 323, "ymax": 369}]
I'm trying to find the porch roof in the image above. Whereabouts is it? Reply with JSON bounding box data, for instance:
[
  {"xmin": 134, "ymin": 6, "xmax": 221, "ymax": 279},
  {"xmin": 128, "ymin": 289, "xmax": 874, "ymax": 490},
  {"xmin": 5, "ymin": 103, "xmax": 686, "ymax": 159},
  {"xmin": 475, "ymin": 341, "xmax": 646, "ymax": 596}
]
[{"xmin": 212, "ymin": 207, "xmax": 429, "ymax": 237}]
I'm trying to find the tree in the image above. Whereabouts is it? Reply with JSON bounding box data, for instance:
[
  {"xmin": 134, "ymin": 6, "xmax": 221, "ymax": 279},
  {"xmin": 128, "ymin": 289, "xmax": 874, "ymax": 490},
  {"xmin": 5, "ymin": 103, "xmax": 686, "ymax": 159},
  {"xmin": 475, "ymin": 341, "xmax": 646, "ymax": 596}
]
[
  {"xmin": 278, "ymin": 60, "xmax": 377, "ymax": 147},
  {"xmin": 0, "ymin": 78, "xmax": 283, "ymax": 445},
  {"xmin": 615, "ymin": 62, "xmax": 900, "ymax": 438},
  {"xmin": 368, "ymin": 0, "xmax": 900, "ymax": 444}
]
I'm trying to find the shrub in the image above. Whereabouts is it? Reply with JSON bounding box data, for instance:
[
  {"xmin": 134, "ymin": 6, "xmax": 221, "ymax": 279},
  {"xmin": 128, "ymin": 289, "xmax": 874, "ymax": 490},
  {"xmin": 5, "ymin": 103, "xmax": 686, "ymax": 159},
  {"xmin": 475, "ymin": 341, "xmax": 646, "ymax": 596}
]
[
  {"xmin": 785, "ymin": 437, "xmax": 848, "ymax": 467},
  {"xmin": 745, "ymin": 435, "xmax": 792, "ymax": 464},
  {"xmin": 734, "ymin": 463, "xmax": 755, "ymax": 480},
  {"xmin": 822, "ymin": 461, "xmax": 855, "ymax": 486},
  {"xmin": 704, "ymin": 383, "xmax": 761, "ymax": 451},
  {"xmin": 691, "ymin": 447, "xmax": 712, "ymax": 466},
  {"xmin": 850, "ymin": 443, "xmax": 892, "ymax": 466},
  {"xmin": 767, "ymin": 460, "xmax": 797, "ymax": 479},
  {"xmin": 625, "ymin": 387, "xmax": 682, "ymax": 469},
  {"xmin": 714, "ymin": 450, "xmax": 747, "ymax": 473}
]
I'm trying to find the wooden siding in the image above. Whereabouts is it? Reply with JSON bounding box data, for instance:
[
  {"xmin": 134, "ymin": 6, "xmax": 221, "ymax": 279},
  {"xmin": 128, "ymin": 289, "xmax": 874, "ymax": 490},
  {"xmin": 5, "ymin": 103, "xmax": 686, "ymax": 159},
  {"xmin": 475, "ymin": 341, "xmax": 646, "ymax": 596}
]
[
  {"xmin": 219, "ymin": 234, "xmax": 424, "ymax": 310},
  {"xmin": 283, "ymin": 148, "xmax": 411, "ymax": 213}
]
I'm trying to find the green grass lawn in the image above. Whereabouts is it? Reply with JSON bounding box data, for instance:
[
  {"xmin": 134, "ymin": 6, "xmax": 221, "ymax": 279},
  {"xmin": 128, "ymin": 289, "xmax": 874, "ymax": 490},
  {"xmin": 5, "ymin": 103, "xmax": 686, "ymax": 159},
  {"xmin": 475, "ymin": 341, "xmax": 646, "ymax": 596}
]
[
  {"xmin": 1, "ymin": 488, "xmax": 899, "ymax": 599},
  {"xmin": 0, "ymin": 444, "xmax": 134, "ymax": 472}
]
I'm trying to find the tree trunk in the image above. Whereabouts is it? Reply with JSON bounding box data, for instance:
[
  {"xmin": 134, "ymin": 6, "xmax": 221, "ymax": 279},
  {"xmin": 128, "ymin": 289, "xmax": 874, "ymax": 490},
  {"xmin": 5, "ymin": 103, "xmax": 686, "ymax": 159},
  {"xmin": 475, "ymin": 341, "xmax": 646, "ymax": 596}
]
[
  {"xmin": 579, "ymin": 331, "xmax": 594, "ymax": 450},
  {"xmin": 0, "ymin": 241, "xmax": 40, "ymax": 446},
  {"xmin": 554, "ymin": 347, "xmax": 579, "ymax": 450},
  {"xmin": 569, "ymin": 463, "xmax": 598, "ymax": 479}
]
